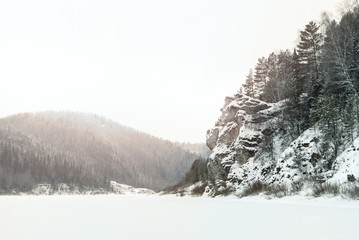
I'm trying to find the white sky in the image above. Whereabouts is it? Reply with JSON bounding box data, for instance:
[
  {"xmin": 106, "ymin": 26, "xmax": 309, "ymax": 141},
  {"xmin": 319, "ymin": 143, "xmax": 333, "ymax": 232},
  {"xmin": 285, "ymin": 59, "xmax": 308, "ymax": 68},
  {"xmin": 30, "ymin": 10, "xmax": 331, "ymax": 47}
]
[{"xmin": 0, "ymin": 0, "xmax": 341, "ymax": 143}]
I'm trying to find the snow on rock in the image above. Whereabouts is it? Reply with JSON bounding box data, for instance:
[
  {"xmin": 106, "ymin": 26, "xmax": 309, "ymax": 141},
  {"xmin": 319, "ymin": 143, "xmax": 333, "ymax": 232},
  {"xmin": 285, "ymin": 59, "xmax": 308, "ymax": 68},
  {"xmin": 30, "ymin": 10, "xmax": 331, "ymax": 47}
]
[
  {"xmin": 110, "ymin": 181, "xmax": 155, "ymax": 195},
  {"xmin": 27, "ymin": 182, "xmax": 155, "ymax": 195},
  {"xmin": 271, "ymin": 127, "xmax": 326, "ymax": 185},
  {"xmin": 206, "ymin": 93, "xmax": 285, "ymax": 193},
  {"xmin": 32, "ymin": 184, "xmax": 54, "ymax": 195},
  {"xmin": 205, "ymin": 93, "xmax": 359, "ymax": 196},
  {"xmin": 31, "ymin": 183, "xmax": 104, "ymax": 195},
  {"xmin": 330, "ymin": 138, "xmax": 359, "ymax": 183}
]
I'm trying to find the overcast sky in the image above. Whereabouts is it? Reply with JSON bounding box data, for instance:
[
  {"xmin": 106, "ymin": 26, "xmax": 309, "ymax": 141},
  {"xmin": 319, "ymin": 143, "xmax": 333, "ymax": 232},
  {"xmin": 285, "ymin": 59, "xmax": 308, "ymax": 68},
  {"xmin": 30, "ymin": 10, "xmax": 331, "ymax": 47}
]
[{"xmin": 0, "ymin": 0, "xmax": 341, "ymax": 142}]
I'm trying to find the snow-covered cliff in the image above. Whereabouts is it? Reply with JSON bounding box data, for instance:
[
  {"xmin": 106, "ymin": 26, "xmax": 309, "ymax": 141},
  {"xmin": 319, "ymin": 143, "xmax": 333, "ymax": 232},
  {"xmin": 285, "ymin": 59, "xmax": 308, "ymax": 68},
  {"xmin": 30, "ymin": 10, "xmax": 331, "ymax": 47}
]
[{"xmin": 205, "ymin": 93, "xmax": 359, "ymax": 196}]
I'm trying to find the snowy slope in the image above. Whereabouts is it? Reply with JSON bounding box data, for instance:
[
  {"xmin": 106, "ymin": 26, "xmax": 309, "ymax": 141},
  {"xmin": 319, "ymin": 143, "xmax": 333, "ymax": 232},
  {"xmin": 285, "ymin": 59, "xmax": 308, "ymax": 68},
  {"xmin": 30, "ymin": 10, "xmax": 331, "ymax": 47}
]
[{"xmin": 330, "ymin": 138, "xmax": 359, "ymax": 183}]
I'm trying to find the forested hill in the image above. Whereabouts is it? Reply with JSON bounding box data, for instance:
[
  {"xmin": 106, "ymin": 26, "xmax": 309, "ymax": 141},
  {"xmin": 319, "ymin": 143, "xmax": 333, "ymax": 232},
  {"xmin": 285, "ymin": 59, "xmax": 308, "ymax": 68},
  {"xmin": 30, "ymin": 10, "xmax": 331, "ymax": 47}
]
[
  {"xmin": 174, "ymin": 142, "xmax": 210, "ymax": 158},
  {"xmin": 0, "ymin": 111, "xmax": 199, "ymax": 192}
]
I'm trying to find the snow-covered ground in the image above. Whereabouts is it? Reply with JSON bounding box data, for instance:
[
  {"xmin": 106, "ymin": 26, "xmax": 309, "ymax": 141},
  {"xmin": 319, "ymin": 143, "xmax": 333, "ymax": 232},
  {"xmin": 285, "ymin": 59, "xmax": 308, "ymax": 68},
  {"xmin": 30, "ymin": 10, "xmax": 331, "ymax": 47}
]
[{"xmin": 1, "ymin": 194, "xmax": 358, "ymax": 240}]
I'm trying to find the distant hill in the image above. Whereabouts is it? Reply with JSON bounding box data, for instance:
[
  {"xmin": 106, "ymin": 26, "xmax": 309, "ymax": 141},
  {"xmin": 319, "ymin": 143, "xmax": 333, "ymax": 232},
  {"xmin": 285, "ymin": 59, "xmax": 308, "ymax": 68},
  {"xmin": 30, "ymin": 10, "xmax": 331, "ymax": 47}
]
[
  {"xmin": 0, "ymin": 111, "xmax": 199, "ymax": 192},
  {"xmin": 174, "ymin": 142, "xmax": 210, "ymax": 158}
]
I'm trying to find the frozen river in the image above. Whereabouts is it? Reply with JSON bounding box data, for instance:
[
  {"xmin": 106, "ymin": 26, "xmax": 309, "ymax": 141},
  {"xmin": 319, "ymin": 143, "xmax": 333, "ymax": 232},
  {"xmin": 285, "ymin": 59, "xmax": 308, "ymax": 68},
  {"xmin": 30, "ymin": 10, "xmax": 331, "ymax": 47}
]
[{"xmin": 1, "ymin": 194, "xmax": 358, "ymax": 240}]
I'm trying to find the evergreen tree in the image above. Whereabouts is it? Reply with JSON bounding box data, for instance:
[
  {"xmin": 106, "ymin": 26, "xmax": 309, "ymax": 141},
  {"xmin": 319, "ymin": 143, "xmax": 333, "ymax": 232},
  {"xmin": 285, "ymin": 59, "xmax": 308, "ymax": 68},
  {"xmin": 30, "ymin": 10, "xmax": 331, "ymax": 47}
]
[
  {"xmin": 317, "ymin": 89, "xmax": 341, "ymax": 159},
  {"xmin": 342, "ymin": 93, "xmax": 356, "ymax": 143},
  {"xmin": 291, "ymin": 49, "xmax": 304, "ymax": 98},
  {"xmin": 297, "ymin": 21, "xmax": 323, "ymax": 125},
  {"xmin": 262, "ymin": 53, "xmax": 279, "ymax": 102},
  {"xmin": 276, "ymin": 50, "xmax": 294, "ymax": 99},
  {"xmin": 285, "ymin": 49, "xmax": 306, "ymax": 136},
  {"xmin": 297, "ymin": 21, "xmax": 322, "ymax": 82},
  {"xmin": 262, "ymin": 50, "xmax": 293, "ymax": 102},
  {"xmin": 253, "ymin": 57, "xmax": 267, "ymax": 99},
  {"xmin": 243, "ymin": 69, "xmax": 254, "ymax": 98}
]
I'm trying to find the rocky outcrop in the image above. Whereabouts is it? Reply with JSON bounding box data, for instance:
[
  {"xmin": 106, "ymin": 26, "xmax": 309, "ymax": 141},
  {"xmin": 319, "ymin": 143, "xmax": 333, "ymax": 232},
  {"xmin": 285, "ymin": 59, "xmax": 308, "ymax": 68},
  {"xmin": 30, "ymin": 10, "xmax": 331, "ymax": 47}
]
[
  {"xmin": 206, "ymin": 93, "xmax": 284, "ymax": 183},
  {"xmin": 205, "ymin": 93, "xmax": 359, "ymax": 196}
]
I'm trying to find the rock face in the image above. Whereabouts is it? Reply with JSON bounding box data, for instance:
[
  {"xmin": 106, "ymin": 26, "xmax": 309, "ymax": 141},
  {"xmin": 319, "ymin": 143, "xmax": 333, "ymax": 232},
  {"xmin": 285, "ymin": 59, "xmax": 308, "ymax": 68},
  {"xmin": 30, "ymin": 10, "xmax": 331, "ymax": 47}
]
[
  {"xmin": 206, "ymin": 93, "xmax": 284, "ymax": 193},
  {"xmin": 205, "ymin": 93, "xmax": 359, "ymax": 196}
]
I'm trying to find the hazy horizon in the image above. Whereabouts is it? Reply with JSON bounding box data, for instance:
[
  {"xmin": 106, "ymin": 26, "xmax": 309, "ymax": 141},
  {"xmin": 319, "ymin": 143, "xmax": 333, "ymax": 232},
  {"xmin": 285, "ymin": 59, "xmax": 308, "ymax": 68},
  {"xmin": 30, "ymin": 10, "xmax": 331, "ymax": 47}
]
[{"xmin": 0, "ymin": 0, "xmax": 341, "ymax": 142}]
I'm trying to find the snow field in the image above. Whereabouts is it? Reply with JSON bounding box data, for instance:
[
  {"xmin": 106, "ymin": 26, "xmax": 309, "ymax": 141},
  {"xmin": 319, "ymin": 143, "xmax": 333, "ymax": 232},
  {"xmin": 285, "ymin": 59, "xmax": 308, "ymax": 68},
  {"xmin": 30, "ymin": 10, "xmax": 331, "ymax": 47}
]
[{"xmin": 0, "ymin": 194, "xmax": 358, "ymax": 240}]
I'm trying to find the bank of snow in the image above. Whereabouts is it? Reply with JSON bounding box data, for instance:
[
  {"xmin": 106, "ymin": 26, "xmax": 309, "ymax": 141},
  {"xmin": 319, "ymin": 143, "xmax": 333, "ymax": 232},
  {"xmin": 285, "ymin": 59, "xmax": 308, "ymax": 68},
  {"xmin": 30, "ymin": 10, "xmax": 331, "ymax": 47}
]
[
  {"xmin": 0, "ymin": 194, "xmax": 358, "ymax": 240},
  {"xmin": 18, "ymin": 181, "xmax": 155, "ymax": 195}
]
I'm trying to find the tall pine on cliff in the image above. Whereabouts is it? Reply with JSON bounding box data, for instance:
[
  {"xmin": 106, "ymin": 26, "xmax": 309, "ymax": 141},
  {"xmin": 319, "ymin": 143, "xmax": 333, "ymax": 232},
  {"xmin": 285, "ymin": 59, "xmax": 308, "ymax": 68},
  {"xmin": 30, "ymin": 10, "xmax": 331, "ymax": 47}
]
[{"xmin": 241, "ymin": 6, "xmax": 359, "ymax": 148}]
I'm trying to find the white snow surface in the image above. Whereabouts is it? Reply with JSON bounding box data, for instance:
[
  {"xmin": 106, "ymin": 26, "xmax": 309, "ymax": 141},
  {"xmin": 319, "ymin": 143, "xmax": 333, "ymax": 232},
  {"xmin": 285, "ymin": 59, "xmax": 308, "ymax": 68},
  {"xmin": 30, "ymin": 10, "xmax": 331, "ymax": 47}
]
[
  {"xmin": 110, "ymin": 181, "xmax": 155, "ymax": 195},
  {"xmin": 27, "ymin": 182, "xmax": 155, "ymax": 195},
  {"xmin": 1, "ymin": 194, "xmax": 358, "ymax": 240},
  {"xmin": 330, "ymin": 137, "xmax": 359, "ymax": 183}
]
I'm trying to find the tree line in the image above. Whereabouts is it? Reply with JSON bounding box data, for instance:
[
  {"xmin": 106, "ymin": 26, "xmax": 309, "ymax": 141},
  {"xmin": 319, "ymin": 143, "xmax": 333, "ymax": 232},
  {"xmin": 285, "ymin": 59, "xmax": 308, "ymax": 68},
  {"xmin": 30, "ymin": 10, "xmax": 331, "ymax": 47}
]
[{"xmin": 240, "ymin": 4, "xmax": 359, "ymax": 162}]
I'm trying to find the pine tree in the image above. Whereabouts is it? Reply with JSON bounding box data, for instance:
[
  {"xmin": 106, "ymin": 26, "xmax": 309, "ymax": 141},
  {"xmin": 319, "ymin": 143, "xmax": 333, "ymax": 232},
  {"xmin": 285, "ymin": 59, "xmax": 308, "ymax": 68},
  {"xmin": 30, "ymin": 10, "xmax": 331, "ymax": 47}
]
[
  {"xmin": 276, "ymin": 50, "xmax": 294, "ymax": 99},
  {"xmin": 242, "ymin": 69, "xmax": 254, "ymax": 98},
  {"xmin": 291, "ymin": 49, "xmax": 304, "ymax": 98},
  {"xmin": 262, "ymin": 53, "xmax": 279, "ymax": 102},
  {"xmin": 297, "ymin": 21, "xmax": 322, "ymax": 82},
  {"xmin": 343, "ymin": 93, "xmax": 356, "ymax": 143},
  {"xmin": 253, "ymin": 57, "xmax": 267, "ymax": 100},
  {"xmin": 318, "ymin": 90, "xmax": 341, "ymax": 158},
  {"xmin": 285, "ymin": 49, "xmax": 306, "ymax": 136},
  {"xmin": 297, "ymin": 21, "xmax": 323, "ymax": 125}
]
